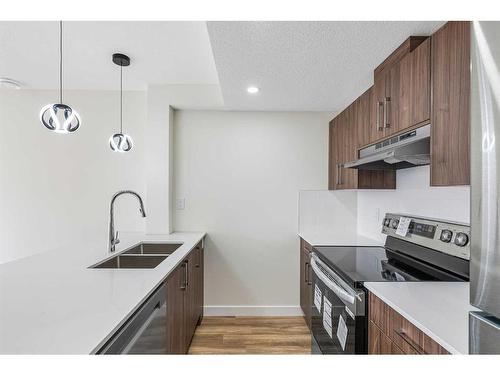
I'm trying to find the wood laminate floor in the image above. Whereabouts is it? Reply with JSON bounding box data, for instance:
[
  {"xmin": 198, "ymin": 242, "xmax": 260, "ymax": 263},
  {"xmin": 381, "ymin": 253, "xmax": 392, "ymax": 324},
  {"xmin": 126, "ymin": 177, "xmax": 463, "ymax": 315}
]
[{"xmin": 188, "ymin": 316, "xmax": 312, "ymax": 354}]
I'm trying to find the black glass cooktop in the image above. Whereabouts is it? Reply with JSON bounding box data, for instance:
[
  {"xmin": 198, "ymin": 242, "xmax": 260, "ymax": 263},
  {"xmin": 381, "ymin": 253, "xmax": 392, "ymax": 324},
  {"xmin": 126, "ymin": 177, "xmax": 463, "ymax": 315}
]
[
  {"xmin": 314, "ymin": 243, "xmax": 467, "ymax": 288},
  {"xmin": 313, "ymin": 246, "xmax": 390, "ymax": 287}
]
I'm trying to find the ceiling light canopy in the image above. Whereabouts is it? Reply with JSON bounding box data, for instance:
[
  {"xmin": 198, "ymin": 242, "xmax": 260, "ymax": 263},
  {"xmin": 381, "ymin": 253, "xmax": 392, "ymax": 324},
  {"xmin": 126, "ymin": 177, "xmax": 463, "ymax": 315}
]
[
  {"xmin": 39, "ymin": 21, "xmax": 81, "ymax": 134},
  {"xmin": 247, "ymin": 86, "xmax": 259, "ymax": 94},
  {"xmin": 110, "ymin": 53, "xmax": 133, "ymax": 153}
]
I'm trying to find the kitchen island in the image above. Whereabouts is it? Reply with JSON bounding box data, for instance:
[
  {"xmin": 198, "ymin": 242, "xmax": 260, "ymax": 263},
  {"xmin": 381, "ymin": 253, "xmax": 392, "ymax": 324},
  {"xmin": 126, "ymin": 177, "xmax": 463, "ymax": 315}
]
[{"xmin": 0, "ymin": 232, "xmax": 205, "ymax": 354}]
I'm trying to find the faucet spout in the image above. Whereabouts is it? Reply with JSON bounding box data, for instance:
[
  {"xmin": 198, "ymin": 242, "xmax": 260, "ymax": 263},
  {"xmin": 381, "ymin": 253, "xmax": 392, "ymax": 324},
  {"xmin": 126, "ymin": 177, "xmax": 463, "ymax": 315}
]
[{"xmin": 109, "ymin": 190, "xmax": 147, "ymax": 253}]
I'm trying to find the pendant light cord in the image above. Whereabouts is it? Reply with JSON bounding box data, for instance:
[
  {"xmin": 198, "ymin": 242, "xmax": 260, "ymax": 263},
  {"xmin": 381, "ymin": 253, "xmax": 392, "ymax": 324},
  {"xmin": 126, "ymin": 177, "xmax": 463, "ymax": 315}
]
[
  {"xmin": 120, "ymin": 64, "xmax": 123, "ymax": 134},
  {"xmin": 59, "ymin": 20, "xmax": 63, "ymax": 103}
]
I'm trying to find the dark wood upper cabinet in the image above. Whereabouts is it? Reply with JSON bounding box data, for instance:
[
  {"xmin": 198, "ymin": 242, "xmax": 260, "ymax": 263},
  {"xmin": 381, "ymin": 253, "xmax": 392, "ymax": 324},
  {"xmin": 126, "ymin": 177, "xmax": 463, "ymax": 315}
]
[
  {"xmin": 410, "ymin": 37, "xmax": 431, "ymax": 125},
  {"xmin": 329, "ymin": 89, "xmax": 396, "ymax": 190},
  {"xmin": 371, "ymin": 36, "xmax": 429, "ymax": 140},
  {"xmin": 356, "ymin": 87, "xmax": 373, "ymax": 148},
  {"xmin": 431, "ymin": 21, "xmax": 470, "ymax": 186},
  {"xmin": 329, "ymin": 23, "xmax": 469, "ymax": 190}
]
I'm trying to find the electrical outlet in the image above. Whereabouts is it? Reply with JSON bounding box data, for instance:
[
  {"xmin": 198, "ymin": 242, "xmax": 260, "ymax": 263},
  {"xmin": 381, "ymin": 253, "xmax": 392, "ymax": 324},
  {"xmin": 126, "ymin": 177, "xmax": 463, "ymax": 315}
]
[{"xmin": 176, "ymin": 198, "xmax": 185, "ymax": 210}]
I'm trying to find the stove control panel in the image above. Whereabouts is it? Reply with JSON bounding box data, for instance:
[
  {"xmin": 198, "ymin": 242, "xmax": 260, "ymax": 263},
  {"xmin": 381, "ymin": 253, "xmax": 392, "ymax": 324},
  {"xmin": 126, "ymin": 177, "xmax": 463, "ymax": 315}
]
[{"xmin": 381, "ymin": 213, "xmax": 470, "ymax": 260}]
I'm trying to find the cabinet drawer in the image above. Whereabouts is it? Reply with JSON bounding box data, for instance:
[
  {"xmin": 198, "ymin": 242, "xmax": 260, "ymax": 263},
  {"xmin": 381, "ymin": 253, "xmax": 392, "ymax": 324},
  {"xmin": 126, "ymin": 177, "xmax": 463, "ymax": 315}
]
[
  {"xmin": 368, "ymin": 292, "xmax": 449, "ymax": 355},
  {"xmin": 390, "ymin": 309, "xmax": 425, "ymax": 354}
]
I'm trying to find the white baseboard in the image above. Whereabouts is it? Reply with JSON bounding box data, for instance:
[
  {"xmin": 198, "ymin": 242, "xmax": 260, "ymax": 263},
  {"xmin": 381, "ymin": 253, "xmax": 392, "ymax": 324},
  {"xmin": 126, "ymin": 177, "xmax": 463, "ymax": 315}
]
[{"xmin": 203, "ymin": 305, "xmax": 303, "ymax": 316}]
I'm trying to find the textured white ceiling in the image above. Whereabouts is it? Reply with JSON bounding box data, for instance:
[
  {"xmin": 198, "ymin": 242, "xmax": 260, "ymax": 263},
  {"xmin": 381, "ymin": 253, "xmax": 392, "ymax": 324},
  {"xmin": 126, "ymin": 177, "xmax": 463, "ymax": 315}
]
[
  {"xmin": 207, "ymin": 21, "xmax": 445, "ymax": 111},
  {"xmin": 0, "ymin": 21, "xmax": 219, "ymax": 90}
]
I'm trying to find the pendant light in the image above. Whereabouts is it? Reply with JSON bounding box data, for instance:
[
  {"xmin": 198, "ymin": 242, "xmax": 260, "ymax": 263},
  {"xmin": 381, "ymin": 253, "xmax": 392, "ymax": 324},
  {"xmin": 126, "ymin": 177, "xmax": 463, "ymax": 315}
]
[
  {"xmin": 109, "ymin": 53, "xmax": 133, "ymax": 153},
  {"xmin": 39, "ymin": 21, "xmax": 81, "ymax": 134}
]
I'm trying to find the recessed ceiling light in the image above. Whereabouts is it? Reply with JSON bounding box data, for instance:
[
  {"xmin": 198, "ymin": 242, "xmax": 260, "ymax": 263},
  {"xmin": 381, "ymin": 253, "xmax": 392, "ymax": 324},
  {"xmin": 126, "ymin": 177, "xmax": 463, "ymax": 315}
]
[
  {"xmin": 0, "ymin": 77, "xmax": 22, "ymax": 90},
  {"xmin": 247, "ymin": 86, "xmax": 259, "ymax": 94}
]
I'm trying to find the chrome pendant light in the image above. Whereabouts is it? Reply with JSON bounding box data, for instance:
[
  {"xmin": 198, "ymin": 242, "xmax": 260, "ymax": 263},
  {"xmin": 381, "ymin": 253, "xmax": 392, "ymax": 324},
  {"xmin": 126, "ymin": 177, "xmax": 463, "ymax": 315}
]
[
  {"xmin": 40, "ymin": 21, "xmax": 81, "ymax": 134},
  {"xmin": 109, "ymin": 53, "xmax": 133, "ymax": 153}
]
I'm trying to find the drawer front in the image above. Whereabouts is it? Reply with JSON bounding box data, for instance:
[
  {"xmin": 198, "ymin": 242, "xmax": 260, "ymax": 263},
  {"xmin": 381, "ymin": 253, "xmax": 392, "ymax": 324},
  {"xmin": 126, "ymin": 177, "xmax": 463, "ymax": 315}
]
[
  {"xmin": 368, "ymin": 292, "xmax": 449, "ymax": 355},
  {"xmin": 390, "ymin": 310, "xmax": 425, "ymax": 354}
]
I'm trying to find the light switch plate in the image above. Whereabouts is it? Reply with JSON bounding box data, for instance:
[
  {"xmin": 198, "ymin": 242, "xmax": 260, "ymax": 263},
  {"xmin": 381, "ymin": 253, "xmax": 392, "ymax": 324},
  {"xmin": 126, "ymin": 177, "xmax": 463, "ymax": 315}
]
[{"xmin": 176, "ymin": 198, "xmax": 185, "ymax": 210}]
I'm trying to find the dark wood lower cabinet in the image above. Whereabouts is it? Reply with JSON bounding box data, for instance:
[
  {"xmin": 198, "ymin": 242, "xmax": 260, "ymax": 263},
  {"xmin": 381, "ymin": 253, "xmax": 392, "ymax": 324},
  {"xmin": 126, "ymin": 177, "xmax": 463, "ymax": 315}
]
[
  {"xmin": 195, "ymin": 245, "xmax": 204, "ymax": 325},
  {"xmin": 299, "ymin": 239, "xmax": 312, "ymax": 329},
  {"xmin": 368, "ymin": 292, "xmax": 449, "ymax": 355},
  {"xmin": 166, "ymin": 262, "xmax": 186, "ymax": 354},
  {"xmin": 369, "ymin": 320, "xmax": 393, "ymax": 354},
  {"xmin": 166, "ymin": 241, "xmax": 204, "ymax": 354}
]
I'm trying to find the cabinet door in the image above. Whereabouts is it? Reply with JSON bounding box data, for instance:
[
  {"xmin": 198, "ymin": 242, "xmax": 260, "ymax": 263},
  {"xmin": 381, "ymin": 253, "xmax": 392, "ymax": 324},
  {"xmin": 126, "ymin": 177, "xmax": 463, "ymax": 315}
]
[
  {"xmin": 431, "ymin": 21, "xmax": 470, "ymax": 186},
  {"xmin": 356, "ymin": 87, "xmax": 373, "ymax": 148},
  {"xmin": 410, "ymin": 37, "xmax": 431, "ymax": 125},
  {"xmin": 329, "ymin": 117, "xmax": 343, "ymax": 190},
  {"xmin": 299, "ymin": 246, "xmax": 311, "ymax": 328},
  {"xmin": 368, "ymin": 320, "xmax": 381, "ymax": 354},
  {"xmin": 195, "ymin": 244, "xmax": 204, "ymax": 325},
  {"xmin": 166, "ymin": 263, "xmax": 186, "ymax": 354},
  {"xmin": 342, "ymin": 104, "xmax": 358, "ymax": 189},
  {"xmin": 371, "ymin": 77, "xmax": 386, "ymax": 143},
  {"xmin": 390, "ymin": 53, "xmax": 411, "ymax": 136},
  {"xmin": 328, "ymin": 119, "xmax": 338, "ymax": 190},
  {"xmin": 184, "ymin": 253, "xmax": 198, "ymax": 348}
]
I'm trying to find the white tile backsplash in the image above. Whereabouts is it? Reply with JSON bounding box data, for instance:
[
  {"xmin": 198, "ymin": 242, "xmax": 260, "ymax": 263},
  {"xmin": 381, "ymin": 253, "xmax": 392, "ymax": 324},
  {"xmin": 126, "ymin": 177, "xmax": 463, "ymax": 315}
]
[
  {"xmin": 299, "ymin": 166, "xmax": 470, "ymax": 243},
  {"xmin": 357, "ymin": 165, "xmax": 470, "ymax": 242}
]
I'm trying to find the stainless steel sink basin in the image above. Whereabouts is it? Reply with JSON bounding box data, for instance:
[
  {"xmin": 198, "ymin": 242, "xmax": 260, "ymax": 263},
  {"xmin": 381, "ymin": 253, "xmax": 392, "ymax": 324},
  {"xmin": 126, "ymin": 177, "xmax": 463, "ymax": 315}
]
[
  {"xmin": 123, "ymin": 243, "xmax": 182, "ymax": 255},
  {"xmin": 90, "ymin": 255, "xmax": 167, "ymax": 269}
]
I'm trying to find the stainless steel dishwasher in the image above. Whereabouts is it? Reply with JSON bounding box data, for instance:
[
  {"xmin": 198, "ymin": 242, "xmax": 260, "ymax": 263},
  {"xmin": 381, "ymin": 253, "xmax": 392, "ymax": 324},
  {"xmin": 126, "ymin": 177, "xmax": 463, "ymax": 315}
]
[{"xmin": 96, "ymin": 283, "xmax": 167, "ymax": 354}]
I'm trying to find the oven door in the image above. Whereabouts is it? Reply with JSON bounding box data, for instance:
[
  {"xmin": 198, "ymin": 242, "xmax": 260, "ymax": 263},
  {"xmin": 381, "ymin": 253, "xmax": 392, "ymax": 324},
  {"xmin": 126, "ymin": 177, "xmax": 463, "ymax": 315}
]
[{"xmin": 310, "ymin": 254, "xmax": 367, "ymax": 354}]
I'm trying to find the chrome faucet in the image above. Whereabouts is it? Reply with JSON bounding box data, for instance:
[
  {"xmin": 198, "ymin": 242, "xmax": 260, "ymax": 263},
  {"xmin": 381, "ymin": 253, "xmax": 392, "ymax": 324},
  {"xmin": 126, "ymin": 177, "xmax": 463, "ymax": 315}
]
[{"xmin": 109, "ymin": 190, "xmax": 147, "ymax": 253}]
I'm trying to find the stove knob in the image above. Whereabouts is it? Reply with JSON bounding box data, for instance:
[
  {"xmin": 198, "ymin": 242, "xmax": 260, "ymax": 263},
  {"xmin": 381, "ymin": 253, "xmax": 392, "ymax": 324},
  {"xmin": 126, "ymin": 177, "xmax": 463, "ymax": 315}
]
[
  {"xmin": 454, "ymin": 232, "xmax": 469, "ymax": 247},
  {"xmin": 384, "ymin": 218, "xmax": 391, "ymax": 227},
  {"xmin": 391, "ymin": 219, "xmax": 399, "ymax": 229},
  {"xmin": 440, "ymin": 229, "xmax": 453, "ymax": 243}
]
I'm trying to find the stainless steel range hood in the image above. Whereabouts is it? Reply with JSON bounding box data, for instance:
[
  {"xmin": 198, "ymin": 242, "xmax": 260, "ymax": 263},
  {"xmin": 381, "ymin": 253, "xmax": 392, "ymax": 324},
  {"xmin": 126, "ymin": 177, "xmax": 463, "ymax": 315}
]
[{"xmin": 344, "ymin": 124, "xmax": 430, "ymax": 170}]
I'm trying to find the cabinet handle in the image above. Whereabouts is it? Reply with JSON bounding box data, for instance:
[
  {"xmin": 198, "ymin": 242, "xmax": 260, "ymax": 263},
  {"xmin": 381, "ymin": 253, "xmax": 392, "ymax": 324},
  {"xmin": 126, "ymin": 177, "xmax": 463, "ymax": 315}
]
[
  {"xmin": 377, "ymin": 101, "xmax": 384, "ymax": 131},
  {"xmin": 185, "ymin": 259, "xmax": 189, "ymax": 287},
  {"xmin": 395, "ymin": 330, "xmax": 425, "ymax": 354},
  {"xmin": 307, "ymin": 263, "xmax": 312, "ymax": 285},
  {"xmin": 384, "ymin": 97, "xmax": 391, "ymax": 129},
  {"xmin": 304, "ymin": 262, "xmax": 309, "ymax": 283},
  {"xmin": 180, "ymin": 262, "xmax": 187, "ymax": 290}
]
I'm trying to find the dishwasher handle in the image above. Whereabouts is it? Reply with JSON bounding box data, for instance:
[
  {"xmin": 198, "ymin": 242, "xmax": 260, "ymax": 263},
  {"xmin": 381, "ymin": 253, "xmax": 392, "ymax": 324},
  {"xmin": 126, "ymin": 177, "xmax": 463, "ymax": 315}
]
[{"xmin": 310, "ymin": 256, "xmax": 356, "ymax": 305}]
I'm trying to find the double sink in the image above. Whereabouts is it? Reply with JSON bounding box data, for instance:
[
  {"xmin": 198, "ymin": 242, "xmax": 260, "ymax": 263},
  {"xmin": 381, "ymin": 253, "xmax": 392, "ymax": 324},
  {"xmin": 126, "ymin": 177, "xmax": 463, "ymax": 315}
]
[{"xmin": 90, "ymin": 243, "xmax": 183, "ymax": 269}]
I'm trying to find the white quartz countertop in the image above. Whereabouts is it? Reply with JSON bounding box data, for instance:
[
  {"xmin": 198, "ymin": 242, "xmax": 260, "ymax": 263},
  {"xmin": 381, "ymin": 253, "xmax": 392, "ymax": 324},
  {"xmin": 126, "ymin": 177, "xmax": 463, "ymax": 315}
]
[
  {"xmin": 298, "ymin": 232, "xmax": 383, "ymax": 247},
  {"xmin": 0, "ymin": 231, "xmax": 205, "ymax": 354},
  {"xmin": 364, "ymin": 282, "xmax": 478, "ymax": 354}
]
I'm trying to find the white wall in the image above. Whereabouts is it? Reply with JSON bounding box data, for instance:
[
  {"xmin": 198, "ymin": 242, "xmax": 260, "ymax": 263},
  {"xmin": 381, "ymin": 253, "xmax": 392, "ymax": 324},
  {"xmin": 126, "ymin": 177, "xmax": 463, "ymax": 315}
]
[
  {"xmin": 0, "ymin": 90, "xmax": 147, "ymax": 263},
  {"xmin": 173, "ymin": 110, "xmax": 330, "ymax": 315},
  {"xmin": 298, "ymin": 190, "xmax": 358, "ymax": 242},
  {"xmin": 357, "ymin": 165, "xmax": 470, "ymax": 242},
  {"xmin": 144, "ymin": 84, "xmax": 226, "ymax": 234}
]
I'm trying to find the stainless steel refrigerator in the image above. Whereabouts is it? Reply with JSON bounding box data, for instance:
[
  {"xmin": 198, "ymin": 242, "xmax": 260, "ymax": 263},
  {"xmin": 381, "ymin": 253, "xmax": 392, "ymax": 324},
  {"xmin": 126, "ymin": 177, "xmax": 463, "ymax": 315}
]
[{"xmin": 470, "ymin": 21, "xmax": 500, "ymax": 354}]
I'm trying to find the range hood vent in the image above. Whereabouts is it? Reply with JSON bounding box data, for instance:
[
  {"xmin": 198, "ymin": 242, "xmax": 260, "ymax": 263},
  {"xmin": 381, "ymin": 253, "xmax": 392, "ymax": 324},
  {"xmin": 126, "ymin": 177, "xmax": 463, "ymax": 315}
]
[{"xmin": 344, "ymin": 124, "xmax": 431, "ymax": 170}]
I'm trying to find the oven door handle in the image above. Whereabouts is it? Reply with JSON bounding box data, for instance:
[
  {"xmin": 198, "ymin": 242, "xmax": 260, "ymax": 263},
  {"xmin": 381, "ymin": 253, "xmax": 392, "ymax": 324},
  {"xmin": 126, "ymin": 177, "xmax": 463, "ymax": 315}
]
[{"xmin": 310, "ymin": 257, "xmax": 356, "ymax": 305}]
